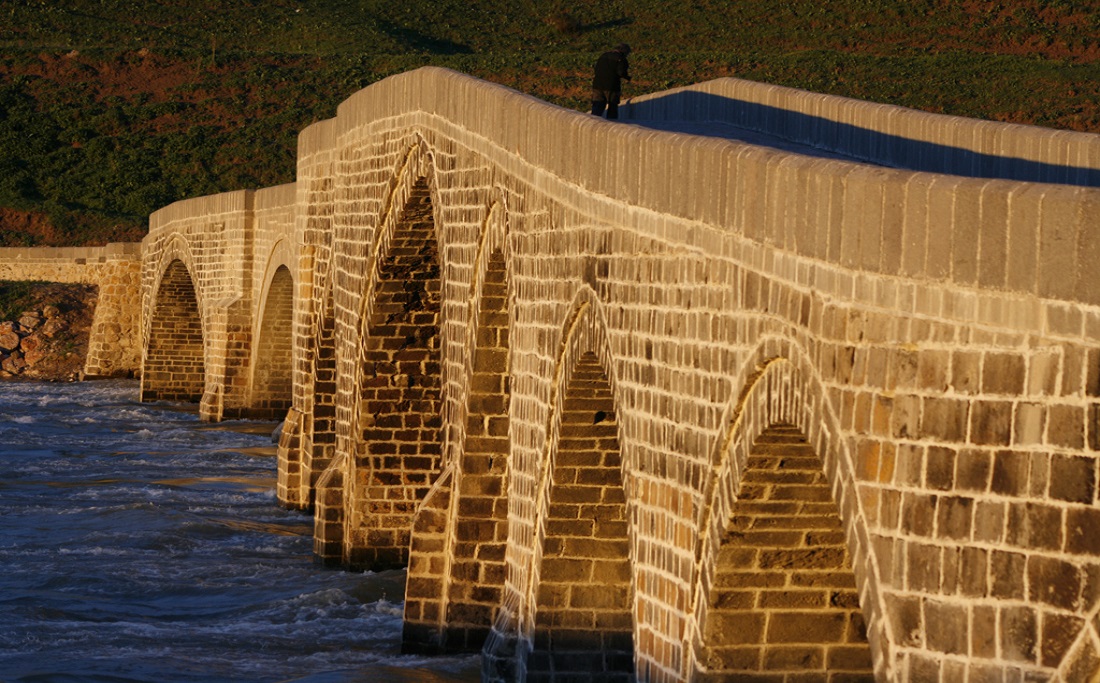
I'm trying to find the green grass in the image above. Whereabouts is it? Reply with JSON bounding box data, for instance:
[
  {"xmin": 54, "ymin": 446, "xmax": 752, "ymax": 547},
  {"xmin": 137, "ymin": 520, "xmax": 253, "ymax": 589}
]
[
  {"xmin": 1, "ymin": 0, "xmax": 1098, "ymax": 247},
  {"xmin": 0, "ymin": 281, "xmax": 49, "ymax": 321}
]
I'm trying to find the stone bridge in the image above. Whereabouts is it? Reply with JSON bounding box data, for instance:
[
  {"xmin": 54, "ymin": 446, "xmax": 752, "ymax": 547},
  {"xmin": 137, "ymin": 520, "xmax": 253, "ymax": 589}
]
[
  {"xmin": 0, "ymin": 242, "xmax": 142, "ymax": 377},
  {"xmin": 139, "ymin": 67, "xmax": 1100, "ymax": 681}
]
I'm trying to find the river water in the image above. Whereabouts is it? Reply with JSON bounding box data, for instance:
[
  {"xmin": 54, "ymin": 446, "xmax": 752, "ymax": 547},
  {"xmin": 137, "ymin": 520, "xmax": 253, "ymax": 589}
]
[{"xmin": 0, "ymin": 380, "xmax": 479, "ymax": 683}]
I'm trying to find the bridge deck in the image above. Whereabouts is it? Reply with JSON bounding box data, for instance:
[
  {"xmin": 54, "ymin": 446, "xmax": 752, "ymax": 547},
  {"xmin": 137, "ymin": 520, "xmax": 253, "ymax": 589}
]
[{"xmin": 631, "ymin": 120, "xmax": 860, "ymax": 163}]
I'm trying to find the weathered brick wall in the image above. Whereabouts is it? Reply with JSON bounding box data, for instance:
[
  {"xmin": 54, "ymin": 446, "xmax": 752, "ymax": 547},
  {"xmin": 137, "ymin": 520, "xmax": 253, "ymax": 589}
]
[
  {"xmin": 0, "ymin": 243, "xmax": 142, "ymax": 377},
  {"xmin": 142, "ymin": 67, "xmax": 1100, "ymax": 682}
]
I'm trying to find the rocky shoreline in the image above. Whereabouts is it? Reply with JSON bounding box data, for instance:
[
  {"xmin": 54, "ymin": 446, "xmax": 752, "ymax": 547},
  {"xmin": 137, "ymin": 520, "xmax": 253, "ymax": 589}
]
[{"xmin": 0, "ymin": 283, "xmax": 97, "ymax": 381}]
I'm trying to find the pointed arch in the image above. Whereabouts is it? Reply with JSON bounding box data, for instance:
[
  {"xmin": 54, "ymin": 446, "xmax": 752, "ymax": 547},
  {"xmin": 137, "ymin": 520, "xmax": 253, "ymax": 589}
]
[
  {"xmin": 528, "ymin": 349, "xmax": 633, "ymax": 681},
  {"xmin": 307, "ymin": 282, "xmax": 339, "ymax": 498},
  {"xmin": 349, "ymin": 173, "xmax": 444, "ymax": 570},
  {"xmin": 484, "ymin": 288, "xmax": 636, "ymax": 681},
  {"xmin": 687, "ymin": 338, "xmax": 893, "ymax": 680},
  {"xmin": 700, "ymin": 423, "xmax": 874, "ymax": 677},
  {"xmin": 313, "ymin": 135, "xmax": 443, "ymax": 569},
  {"xmin": 142, "ymin": 257, "xmax": 204, "ymax": 403},
  {"xmin": 249, "ymin": 263, "xmax": 294, "ymax": 418}
]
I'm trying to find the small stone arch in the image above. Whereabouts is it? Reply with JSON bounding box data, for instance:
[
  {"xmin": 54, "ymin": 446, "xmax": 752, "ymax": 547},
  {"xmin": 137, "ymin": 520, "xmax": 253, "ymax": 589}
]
[
  {"xmin": 141, "ymin": 254, "xmax": 205, "ymax": 403},
  {"xmin": 527, "ymin": 348, "xmax": 633, "ymax": 681},
  {"xmin": 307, "ymin": 281, "xmax": 339, "ymax": 498},
  {"xmin": 278, "ymin": 244, "xmax": 337, "ymax": 512},
  {"xmin": 249, "ymin": 257, "xmax": 295, "ymax": 419},
  {"xmin": 687, "ymin": 337, "xmax": 893, "ymax": 680}
]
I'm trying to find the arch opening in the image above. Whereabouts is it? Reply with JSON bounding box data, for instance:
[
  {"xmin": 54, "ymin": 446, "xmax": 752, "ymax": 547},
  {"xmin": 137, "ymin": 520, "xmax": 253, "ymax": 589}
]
[
  {"xmin": 352, "ymin": 176, "xmax": 443, "ymax": 570},
  {"xmin": 700, "ymin": 423, "xmax": 873, "ymax": 680},
  {"xmin": 250, "ymin": 265, "xmax": 294, "ymax": 419},
  {"xmin": 142, "ymin": 259, "xmax": 204, "ymax": 403},
  {"xmin": 529, "ymin": 350, "xmax": 634, "ymax": 681},
  {"xmin": 444, "ymin": 249, "xmax": 512, "ymax": 651},
  {"xmin": 308, "ymin": 285, "xmax": 338, "ymax": 503}
]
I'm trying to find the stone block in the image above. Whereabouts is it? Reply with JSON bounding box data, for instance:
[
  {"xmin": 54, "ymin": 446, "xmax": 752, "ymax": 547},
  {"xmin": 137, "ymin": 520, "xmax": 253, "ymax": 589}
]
[
  {"xmin": 999, "ymin": 605, "xmax": 1037, "ymax": 664},
  {"xmin": 924, "ymin": 599, "xmax": 968, "ymax": 655}
]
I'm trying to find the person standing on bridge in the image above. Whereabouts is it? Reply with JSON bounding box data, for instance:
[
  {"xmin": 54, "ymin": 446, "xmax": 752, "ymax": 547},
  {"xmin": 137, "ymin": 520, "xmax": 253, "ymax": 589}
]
[{"xmin": 591, "ymin": 43, "xmax": 631, "ymax": 120}]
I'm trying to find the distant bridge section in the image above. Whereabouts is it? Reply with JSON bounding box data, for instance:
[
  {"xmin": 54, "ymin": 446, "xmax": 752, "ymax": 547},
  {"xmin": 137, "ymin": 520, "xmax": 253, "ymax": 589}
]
[
  {"xmin": 140, "ymin": 67, "xmax": 1100, "ymax": 682},
  {"xmin": 0, "ymin": 242, "xmax": 142, "ymax": 377}
]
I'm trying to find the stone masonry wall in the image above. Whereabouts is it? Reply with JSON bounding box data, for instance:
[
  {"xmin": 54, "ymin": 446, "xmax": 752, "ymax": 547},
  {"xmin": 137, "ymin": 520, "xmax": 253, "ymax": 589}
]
[
  {"xmin": 142, "ymin": 186, "xmax": 297, "ymax": 421},
  {"xmin": 142, "ymin": 68, "xmax": 1100, "ymax": 682},
  {"xmin": 0, "ymin": 242, "xmax": 142, "ymax": 377}
]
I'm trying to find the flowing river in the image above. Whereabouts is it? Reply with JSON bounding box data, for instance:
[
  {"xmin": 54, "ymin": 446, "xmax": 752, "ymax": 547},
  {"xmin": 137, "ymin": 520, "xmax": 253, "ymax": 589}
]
[{"xmin": 0, "ymin": 380, "xmax": 479, "ymax": 683}]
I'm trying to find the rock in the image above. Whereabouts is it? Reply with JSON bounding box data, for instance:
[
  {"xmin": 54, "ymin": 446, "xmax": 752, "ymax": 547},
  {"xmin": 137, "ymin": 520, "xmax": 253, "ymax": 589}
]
[
  {"xmin": 39, "ymin": 318, "xmax": 67, "ymax": 338},
  {"xmin": 20, "ymin": 335, "xmax": 45, "ymax": 365},
  {"xmin": 18, "ymin": 314, "xmax": 42, "ymax": 330},
  {"xmin": 0, "ymin": 330, "xmax": 19, "ymax": 352},
  {"xmin": 2, "ymin": 351, "xmax": 27, "ymax": 374},
  {"xmin": 0, "ymin": 283, "xmax": 97, "ymax": 382},
  {"xmin": 24, "ymin": 346, "xmax": 47, "ymax": 366}
]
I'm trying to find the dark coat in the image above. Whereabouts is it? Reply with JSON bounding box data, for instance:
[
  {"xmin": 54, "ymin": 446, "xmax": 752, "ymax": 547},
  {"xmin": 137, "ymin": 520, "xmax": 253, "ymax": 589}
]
[{"xmin": 592, "ymin": 50, "xmax": 631, "ymax": 92}]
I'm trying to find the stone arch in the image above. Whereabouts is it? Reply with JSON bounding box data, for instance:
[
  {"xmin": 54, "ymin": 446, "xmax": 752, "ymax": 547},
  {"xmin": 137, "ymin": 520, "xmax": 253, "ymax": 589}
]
[
  {"xmin": 484, "ymin": 289, "xmax": 635, "ymax": 681},
  {"xmin": 141, "ymin": 256, "xmax": 205, "ymax": 403},
  {"xmin": 527, "ymin": 348, "xmax": 633, "ymax": 681},
  {"xmin": 249, "ymin": 261, "xmax": 295, "ymax": 419},
  {"xmin": 688, "ymin": 337, "xmax": 893, "ymax": 680},
  {"xmin": 278, "ymin": 244, "xmax": 338, "ymax": 511},
  {"xmin": 349, "ymin": 172, "xmax": 444, "ymax": 569},
  {"xmin": 313, "ymin": 136, "xmax": 441, "ymax": 568},
  {"xmin": 404, "ymin": 193, "xmax": 513, "ymax": 654}
]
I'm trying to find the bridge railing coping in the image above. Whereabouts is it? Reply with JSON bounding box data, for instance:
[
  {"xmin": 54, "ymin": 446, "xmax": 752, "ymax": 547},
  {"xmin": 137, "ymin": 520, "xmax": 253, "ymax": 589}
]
[
  {"xmin": 149, "ymin": 189, "xmax": 255, "ymax": 232},
  {"xmin": 0, "ymin": 242, "xmax": 142, "ymax": 264},
  {"xmin": 147, "ymin": 185, "xmax": 298, "ymax": 236},
  {"xmin": 255, "ymin": 183, "xmax": 297, "ymax": 210}
]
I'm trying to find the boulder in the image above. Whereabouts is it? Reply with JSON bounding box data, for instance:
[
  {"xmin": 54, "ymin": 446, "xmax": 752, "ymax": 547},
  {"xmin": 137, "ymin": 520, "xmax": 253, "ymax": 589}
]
[
  {"xmin": 20, "ymin": 334, "xmax": 45, "ymax": 365},
  {"xmin": 1, "ymin": 351, "xmax": 26, "ymax": 374},
  {"xmin": 0, "ymin": 330, "xmax": 20, "ymax": 352},
  {"xmin": 18, "ymin": 314, "xmax": 42, "ymax": 330},
  {"xmin": 39, "ymin": 318, "xmax": 67, "ymax": 338}
]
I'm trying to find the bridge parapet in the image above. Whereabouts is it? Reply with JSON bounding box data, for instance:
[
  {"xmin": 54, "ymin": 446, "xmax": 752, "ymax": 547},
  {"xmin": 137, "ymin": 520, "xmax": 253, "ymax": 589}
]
[
  {"xmin": 0, "ymin": 242, "xmax": 142, "ymax": 377},
  {"xmin": 625, "ymin": 76, "xmax": 1100, "ymax": 187},
  {"xmin": 141, "ymin": 67, "xmax": 1100, "ymax": 681}
]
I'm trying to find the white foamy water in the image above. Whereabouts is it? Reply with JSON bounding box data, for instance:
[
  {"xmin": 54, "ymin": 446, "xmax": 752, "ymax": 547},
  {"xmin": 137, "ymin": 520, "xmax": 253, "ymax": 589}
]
[{"xmin": 0, "ymin": 380, "xmax": 478, "ymax": 683}]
